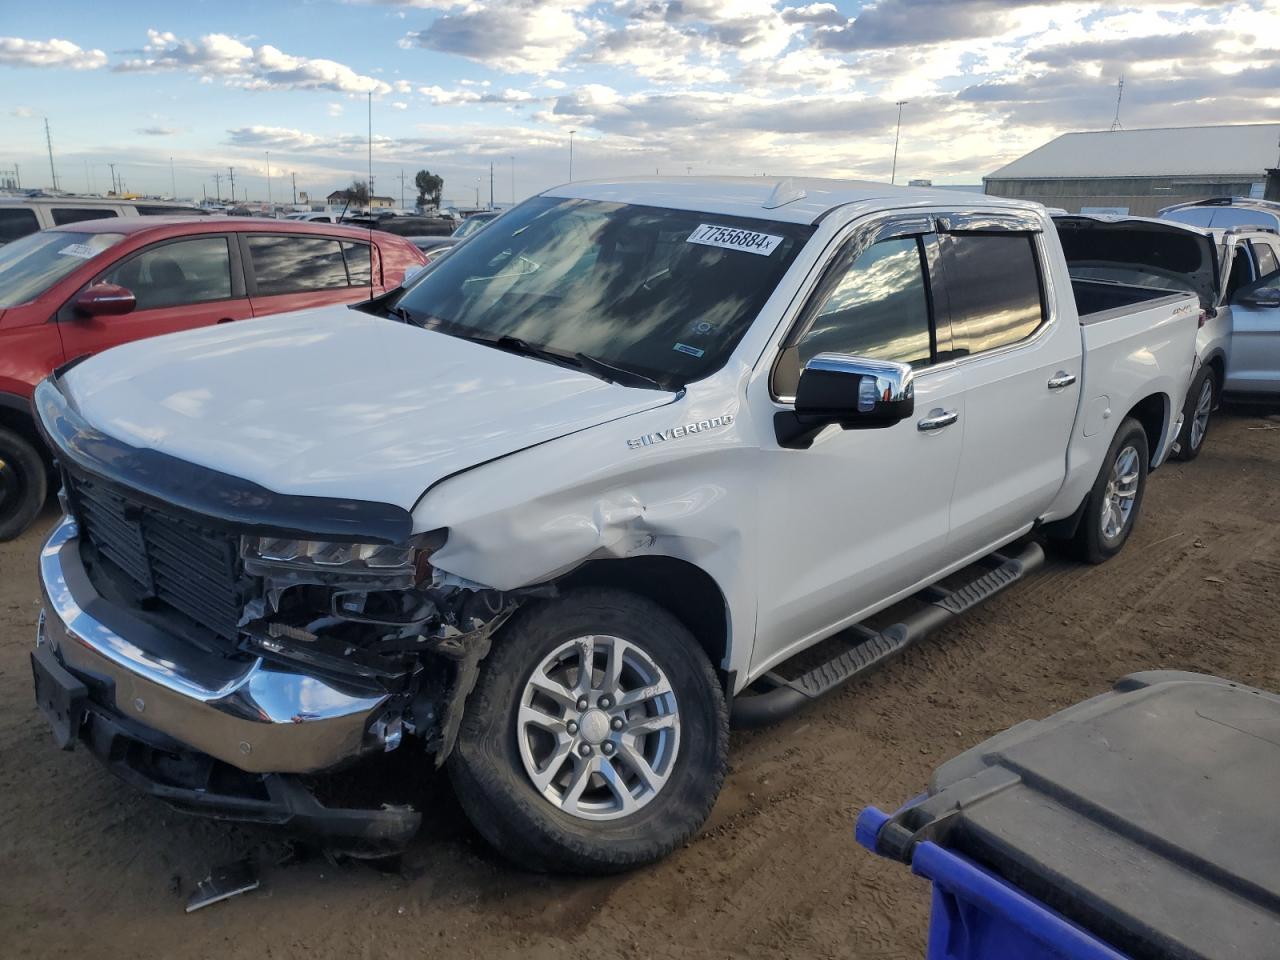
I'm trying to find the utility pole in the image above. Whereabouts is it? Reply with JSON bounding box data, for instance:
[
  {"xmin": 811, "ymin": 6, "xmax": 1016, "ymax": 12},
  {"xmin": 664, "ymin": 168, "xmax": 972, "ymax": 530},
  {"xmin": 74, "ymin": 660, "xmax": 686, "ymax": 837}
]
[
  {"xmin": 890, "ymin": 100, "xmax": 909, "ymax": 185},
  {"xmin": 108, "ymin": 162, "xmax": 117, "ymax": 196},
  {"xmin": 169, "ymin": 156, "xmax": 177, "ymax": 200},
  {"xmin": 291, "ymin": 172, "xmax": 297, "ymax": 205},
  {"xmin": 84, "ymin": 159, "xmax": 91, "ymax": 193},
  {"xmin": 265, "ymin": 151, "xmax": 272, "ymax": 208},
  {"xmin": 213, "ymin": 172, "xmax": 222, "ymax": 203},
  {"xmin": 397, "ymin": 168, "xmax": 406, "ymax": 210},
  {"xmin": 1110, "ymin": 76, "xmax": 1125, "ymax": 132},
  {"xmin": 44, "ymin": 118, "xmax": 59, "ymax": 191},
  {"xmin": 489, "ymin": 161, "xmax": 494, "ymax": 210},
  {"xmin": 569, "ymin": 130, "xmax": 577, "ymax": 182},
  {"xmin": 202, "ymin": 184, "xmax": 207, "ymax": 203},
  {"xmin": 227, "ymin": 166, "xmax": 236, "ymax": 203}
]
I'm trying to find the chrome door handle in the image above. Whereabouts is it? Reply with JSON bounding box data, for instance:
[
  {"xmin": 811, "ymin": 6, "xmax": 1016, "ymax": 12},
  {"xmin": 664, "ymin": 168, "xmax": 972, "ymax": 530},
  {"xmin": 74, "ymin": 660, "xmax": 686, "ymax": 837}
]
[
  {"xmin": 917, "ymin": 409, "xmax": 959, "ymax": 431},
  {"xmin": 1047, "ymin": 372, "xmax": 1077, "ymax": 390}
]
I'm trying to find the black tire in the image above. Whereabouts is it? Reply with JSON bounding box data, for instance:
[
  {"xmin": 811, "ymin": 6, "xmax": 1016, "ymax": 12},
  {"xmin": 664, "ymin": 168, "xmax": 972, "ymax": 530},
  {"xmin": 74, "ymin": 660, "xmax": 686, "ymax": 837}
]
[
  {"xmin": 1174, "ymin": 366, "xmax": 1217, "ymax": 462},
  {"xmin": 1069, "ymin": 417, "xmax": 1148, "ymax": 565},
  {"xmin": 448, "ymin": 587, "xmax": 729, "ymax": 874},
  {"xmin": 0, "ymin": 427, "xmax": 48, "ymax": 542}
]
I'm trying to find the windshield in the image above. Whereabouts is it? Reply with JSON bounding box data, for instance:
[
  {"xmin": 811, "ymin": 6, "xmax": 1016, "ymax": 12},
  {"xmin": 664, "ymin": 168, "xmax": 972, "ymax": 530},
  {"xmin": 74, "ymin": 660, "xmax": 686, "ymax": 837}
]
[
  {"xmin": 396, "ymin": 196, "xmax": 813, "ymax": 386},
  {"xmin": 0, "ymin": 230, "xmax": 125, "ymax": 308}
]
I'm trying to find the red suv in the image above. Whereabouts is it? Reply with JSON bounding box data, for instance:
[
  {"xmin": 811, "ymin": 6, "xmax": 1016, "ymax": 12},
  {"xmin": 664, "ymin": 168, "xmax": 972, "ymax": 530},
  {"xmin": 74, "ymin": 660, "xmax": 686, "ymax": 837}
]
[{"xmin": 0, "ymin": 216, "xmax": 427, "ymax": 539}]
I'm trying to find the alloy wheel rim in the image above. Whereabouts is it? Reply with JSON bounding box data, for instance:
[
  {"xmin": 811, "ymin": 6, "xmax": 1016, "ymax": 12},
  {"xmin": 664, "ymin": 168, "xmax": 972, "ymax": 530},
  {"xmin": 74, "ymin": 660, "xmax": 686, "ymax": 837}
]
[
  {"xmin": 516, "ymin": 634, "xmax": 680, "ymax": 821},
  {"xmin": 1190, "ymin": 378, "xmax": 1213, "ymax": 450},
  {"xmin": 1100, "ymin": 445, "xmax": 1140, "ymax": 541}
]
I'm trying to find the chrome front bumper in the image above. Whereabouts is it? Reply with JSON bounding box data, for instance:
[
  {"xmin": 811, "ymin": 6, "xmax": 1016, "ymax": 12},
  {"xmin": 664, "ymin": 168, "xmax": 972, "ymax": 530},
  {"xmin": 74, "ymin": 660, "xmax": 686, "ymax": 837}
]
[{"xmin": 37, "ymin": 516, "xmax": 394, "ymax": 774}]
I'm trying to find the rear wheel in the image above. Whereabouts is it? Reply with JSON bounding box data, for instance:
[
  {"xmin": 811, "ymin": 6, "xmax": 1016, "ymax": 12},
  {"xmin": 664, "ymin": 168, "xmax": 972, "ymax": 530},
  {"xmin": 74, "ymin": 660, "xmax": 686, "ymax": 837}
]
[
  {"xmin": 448, "ymin": 588, "xmax": 728, "ymax": 874},
  {"xmin": 1174, "ymin": 367, "xmax": 1216, "ymax": 462},
  {"xmin": 0, "ymin": 427, "xmax": 47, "ymax": 542},
  {"xmin": 1070, "ymin": 417, "xmax": 1148, "ymax": 564}
]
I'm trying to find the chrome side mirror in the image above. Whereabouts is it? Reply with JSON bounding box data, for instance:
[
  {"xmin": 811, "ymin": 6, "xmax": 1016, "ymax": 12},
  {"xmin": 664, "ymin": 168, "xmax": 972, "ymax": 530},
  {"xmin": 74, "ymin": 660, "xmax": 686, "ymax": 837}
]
[{"xmin": 776, "ymin": 353, "xmax": 915, "ymax": 449}]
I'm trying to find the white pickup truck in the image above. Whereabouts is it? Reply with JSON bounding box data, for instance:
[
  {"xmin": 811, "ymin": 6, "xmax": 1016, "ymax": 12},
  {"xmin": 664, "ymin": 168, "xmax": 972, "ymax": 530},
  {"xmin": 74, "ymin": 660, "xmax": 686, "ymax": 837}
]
[{"xmin": 30, "ymin": 178, "xmax": 1198, "ymax": 873}]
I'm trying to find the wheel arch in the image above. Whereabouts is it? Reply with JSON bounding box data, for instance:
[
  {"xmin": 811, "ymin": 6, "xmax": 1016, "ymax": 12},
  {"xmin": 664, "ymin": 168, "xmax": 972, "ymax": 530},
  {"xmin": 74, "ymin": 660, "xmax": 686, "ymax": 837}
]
[
  {"xmin": 1202, "ymin": 349, "xmax": 1226, "ymax": 386},
  {"xmin": 555, "ymin": 555, "xmax": 732, "ymax": 692},
  {"xmin": 0, "ymin": 393, "xmax": 49, "ymax": 466},
  {"xmin": 1123, "ymin": 392, "xmax": 1169, "ymax": 468}
]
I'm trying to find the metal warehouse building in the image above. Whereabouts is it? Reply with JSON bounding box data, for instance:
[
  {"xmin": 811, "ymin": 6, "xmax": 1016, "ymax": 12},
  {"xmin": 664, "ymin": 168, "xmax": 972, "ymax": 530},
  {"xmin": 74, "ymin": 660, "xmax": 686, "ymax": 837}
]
[{"xmin": 983, "ymin": 123, "xmax": 1280, "ymax": 216}]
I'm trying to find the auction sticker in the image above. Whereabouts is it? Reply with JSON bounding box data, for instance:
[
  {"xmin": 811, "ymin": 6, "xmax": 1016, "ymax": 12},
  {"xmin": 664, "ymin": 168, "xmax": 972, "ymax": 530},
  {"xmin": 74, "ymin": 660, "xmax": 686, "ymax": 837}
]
[
  {"xmin": 687, "ymin": 223, "xmax": 783, "ymax": 256},
  {"xmin": 58, "ymin": 243, "xmax": 99, "ymax": 259}
]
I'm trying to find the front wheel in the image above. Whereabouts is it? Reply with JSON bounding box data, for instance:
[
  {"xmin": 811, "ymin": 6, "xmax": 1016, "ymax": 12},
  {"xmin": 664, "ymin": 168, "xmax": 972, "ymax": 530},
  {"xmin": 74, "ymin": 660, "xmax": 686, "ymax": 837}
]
[
  {"xmin": 1174, "ymin": 367, "xmax": 1216, "ymax": 462},
  {"xmin": 1069, "ymin": 417, "xmax": 1149, "ymax": 564},
  {"xmin": 448, "ymin": 588, "xmax": 729, "ymax": 874},
  {"xmin": 0, "ymin": 427, "xmax": 48, "ymax": 542}
]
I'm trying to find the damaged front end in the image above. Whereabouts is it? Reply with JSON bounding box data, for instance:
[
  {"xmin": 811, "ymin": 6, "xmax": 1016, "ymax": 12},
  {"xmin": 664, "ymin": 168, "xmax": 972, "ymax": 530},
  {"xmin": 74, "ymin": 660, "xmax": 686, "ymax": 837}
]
[{"xmin": 237, "ymin": 531, "xmax": 529, "ymax": 763}]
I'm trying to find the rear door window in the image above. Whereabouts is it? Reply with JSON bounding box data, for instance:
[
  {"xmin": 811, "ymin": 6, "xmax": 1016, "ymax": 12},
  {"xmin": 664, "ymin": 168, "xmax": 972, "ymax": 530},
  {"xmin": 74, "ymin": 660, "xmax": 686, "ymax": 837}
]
[
  {"xmin": 341, "ymin": 240, "xmax": 372, "ymax": 287},
  {"xmin": 100, "ymin": 237, "xmax": 233, "ymax": 310},
  {"xmin": 937, "ymin": 233, "xmax": 1045, "ymax": 358},
  {"xmin": 247, "ymin": 235, "xmax": 351, "ymax": 293},
  {"xmin": 51, "ymin": 207, "xmax": 120, "ymax": 226},
  {"xmin": 0, "ymin": 208, "xmax": 39, "ymax": 244}
]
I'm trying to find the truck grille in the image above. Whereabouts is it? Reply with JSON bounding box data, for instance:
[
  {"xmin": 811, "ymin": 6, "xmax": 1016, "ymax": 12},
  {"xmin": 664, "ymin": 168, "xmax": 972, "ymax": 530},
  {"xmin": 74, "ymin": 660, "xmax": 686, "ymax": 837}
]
[{"xmin": 65, "ymin": 468, "xmax": 245, "ymax": 642}]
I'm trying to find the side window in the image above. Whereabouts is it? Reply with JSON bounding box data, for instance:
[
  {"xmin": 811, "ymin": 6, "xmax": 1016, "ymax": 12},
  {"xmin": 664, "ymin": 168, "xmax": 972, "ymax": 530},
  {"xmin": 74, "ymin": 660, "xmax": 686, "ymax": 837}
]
[
  {"xmin": 1252, "ymin": 241, "xmax": 1278, "ymax": 280},
  {"xmin": 0, "ymin": 208, "xmax": 39, "ymax": 244},
  {"xmin": 135, "ymin": 205, "xmax": 208, "ymax": 217},
  {"xmin": 101, "ymin": 237, "xmax": 232, "ymax": 310},
  {"xmin": 938, "ymin": 233, "xmax": 1045, "ymax": 357},
  {"xmin": 248, "ymin": 236, "xmax": 349, "ymax": 294},
  {"xmin": 775, "ymin": 236, "xmax": 933, "ymax": 397},
  {"xmin": 342, "ymin": 241, "xmax": 372, "ymax": 287},
  {"xmin": 51, "ymin": 208, "xmax": 119, "ymax": 226},
  {"xmin": 1225, "ymin": 244, "xmax": 1257, "ymax": 300}
]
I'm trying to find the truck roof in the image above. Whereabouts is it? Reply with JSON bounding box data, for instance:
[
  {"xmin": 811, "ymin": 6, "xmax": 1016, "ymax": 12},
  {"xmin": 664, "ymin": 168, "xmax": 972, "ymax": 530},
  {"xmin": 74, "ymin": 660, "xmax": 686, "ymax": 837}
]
[{"xmin": 542, "ymin": 176, "xmax": 1038, "ymax": 225}]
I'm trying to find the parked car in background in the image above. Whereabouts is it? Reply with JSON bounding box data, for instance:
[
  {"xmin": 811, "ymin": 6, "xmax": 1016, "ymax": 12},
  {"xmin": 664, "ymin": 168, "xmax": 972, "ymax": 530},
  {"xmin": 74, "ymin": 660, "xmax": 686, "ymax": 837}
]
[
  {"xmin": 347, "ymin": 215, "xmax": 455, "ymax": 237},
  {"xmin": 1159, "ymin": 197, "xmax": 1280, "ymax": 233},
  {"xmin": 0, "ymin": 216, "xmax": 427, "ymax": 539},
  {"xmin": 0, "ymin": 196, "xmax": 209, "ymax": 246},
  {"xmin": 452, "ymin": 211, "xmax": 498, "ymax": 239},
  {"xmin": 408, "ymin": 235, "xmax": 457, "ymax": 261},
  {"xmin": 1056, "ymin": 213, "xmax": 1280, "ymax": 459},
  {"xmin": 28, "ymin": 179, "xmax": 1197, "ymax": 873},
  {"xmin": 284, "ymin": 212, "xmax": 335, "ymax": 223}
]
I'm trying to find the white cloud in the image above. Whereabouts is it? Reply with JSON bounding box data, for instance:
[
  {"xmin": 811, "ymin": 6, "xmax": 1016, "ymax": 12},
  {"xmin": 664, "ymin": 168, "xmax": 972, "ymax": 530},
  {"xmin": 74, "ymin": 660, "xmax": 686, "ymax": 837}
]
[
  {"xmin": 419, "ymin": 84, "xmax": 538, "ymax": 105},
  {"xmin": 11, "ymin": 106, "xmax": 35, "ymax": 117},
  {"xmin": 115, "ymin": 28, "xmax": 391, "ymax": 95},
  {"xmin": 327, "ymin": 102, "xmax": 345, "ymax": 116},
  {"xmin": 0, "ymin": 36, "xmax": 107, "ymax": 69},
  {"xmin": 403, "ymin": 0, "xmax": 590, "ymax": 73}
]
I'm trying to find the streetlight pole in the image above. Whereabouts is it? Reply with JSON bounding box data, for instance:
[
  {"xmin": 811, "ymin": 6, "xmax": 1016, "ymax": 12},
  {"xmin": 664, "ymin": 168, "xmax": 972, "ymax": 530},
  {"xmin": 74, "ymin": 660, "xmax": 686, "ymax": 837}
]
[
  {"xmin": 108, "ymin": 162, "xmax": 117, "ymax": 196},
  {"xmin": 169, "ymin": 156, "xmax": 176, "ymax": 200},
  {"xmin": 228, "ymin": 166, "xmax": 235, "ymax": 203},
  {"xmin": 890, "ymin": 100, "xmax": 909, "ymax": 185},
  {"xmin": 569, "ymin": 129, "xmax": 576, "ymax": 182},
  {"xmin": 266, "ymin": 152, "xmax": 272, "ymax": 208}
]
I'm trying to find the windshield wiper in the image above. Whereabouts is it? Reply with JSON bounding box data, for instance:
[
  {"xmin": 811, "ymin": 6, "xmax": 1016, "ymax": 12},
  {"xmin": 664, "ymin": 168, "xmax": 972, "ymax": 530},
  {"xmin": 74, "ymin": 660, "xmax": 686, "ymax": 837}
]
[{"xmin": 574, "ymin": 353, "xmax": 673, "ymax": 392}]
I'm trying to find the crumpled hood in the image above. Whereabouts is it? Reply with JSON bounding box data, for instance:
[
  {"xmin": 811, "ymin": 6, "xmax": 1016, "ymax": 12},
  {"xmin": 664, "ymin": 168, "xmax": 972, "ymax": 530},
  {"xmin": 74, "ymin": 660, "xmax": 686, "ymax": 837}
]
[{"xmin": 63, "ymin": 307, "xmax": 675, "ymax": 509}]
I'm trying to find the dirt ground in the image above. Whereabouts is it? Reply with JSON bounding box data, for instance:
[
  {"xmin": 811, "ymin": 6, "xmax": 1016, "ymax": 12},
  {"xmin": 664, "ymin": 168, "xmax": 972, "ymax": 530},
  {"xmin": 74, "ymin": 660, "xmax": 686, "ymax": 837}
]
[{"xmin": 2, "ymin": 409, "xmax": 1278, "ymax": 960}]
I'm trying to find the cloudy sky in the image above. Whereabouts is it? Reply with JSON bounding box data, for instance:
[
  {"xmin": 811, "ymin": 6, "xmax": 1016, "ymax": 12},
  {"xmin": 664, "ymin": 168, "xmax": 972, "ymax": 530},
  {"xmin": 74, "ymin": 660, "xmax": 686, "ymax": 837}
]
[{"xmin": 2, "ymin": 0, "xmax": 1277, "ymax": 205}]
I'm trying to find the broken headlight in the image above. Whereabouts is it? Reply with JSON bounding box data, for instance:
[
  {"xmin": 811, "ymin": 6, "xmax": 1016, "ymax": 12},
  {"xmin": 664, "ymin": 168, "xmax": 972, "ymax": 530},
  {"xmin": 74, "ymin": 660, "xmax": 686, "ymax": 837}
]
[{"xmin": 242, "ymin": 536, "xmax": 416, "ymax": 571}]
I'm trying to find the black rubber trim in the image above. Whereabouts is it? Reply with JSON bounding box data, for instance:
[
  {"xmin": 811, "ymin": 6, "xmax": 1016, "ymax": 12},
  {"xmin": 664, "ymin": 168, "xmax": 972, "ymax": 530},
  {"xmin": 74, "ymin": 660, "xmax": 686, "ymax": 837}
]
[{"xmin": 34, "ymin": 375, "xmax": 412, "ymax": 544}]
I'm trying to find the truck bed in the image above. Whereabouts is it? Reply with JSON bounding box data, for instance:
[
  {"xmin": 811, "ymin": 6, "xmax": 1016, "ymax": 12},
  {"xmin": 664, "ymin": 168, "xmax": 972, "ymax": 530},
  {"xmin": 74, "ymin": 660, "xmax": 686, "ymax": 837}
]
[{"xmin": 1071, "ymin": 277, "xmax": 1195, "ymax": 324}]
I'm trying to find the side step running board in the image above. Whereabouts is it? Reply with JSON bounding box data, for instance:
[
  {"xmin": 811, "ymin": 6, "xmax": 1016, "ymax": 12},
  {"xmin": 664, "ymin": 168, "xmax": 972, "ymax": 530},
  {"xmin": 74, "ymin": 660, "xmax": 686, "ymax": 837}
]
[{"xmin": 730, "ymin": 541, "xmax": 1045, "ymax": 729}]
